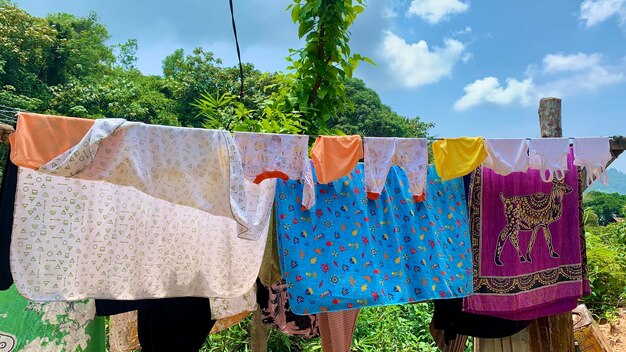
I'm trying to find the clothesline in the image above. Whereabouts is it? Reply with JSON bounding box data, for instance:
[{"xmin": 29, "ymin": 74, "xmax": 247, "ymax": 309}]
[{"xmin": 1, "ymin": 105, "xmax": 623, "ymax": 143}]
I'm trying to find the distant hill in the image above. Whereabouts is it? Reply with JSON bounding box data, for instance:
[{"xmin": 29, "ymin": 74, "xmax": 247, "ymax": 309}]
[{"xmin": 586, "ymin": 168, "xmax": 626, "ymax": 195}]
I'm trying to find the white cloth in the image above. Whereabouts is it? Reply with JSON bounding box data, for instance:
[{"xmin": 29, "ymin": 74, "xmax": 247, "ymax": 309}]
[
  {"xmin": 210, "ymin": 284, "xmax": 258, "ymax": 320},
  {"xmin": 483, "ymin": 138, "xmax": 529, "ymax": 176},
  {"xmin": 364, "ymin": 137, "xmax": 428, "ymax": 200},
  {"xmin": 234, "ymin": 132, "xmax": 315, "ymax": 209},
  {"xmin": 37, "ymin": 119, "xmax": 265, "ymax": 239},
  {"xmin": 528, "ymin": 138, "xmax": 570, "ymax": 182},
  {"xmin": 573, "ymin": 137, "xmax": 612, "ymax": 186},
  {"xmin": 11, "ymin": 165, "xmax": 274, "ymax": 301}
]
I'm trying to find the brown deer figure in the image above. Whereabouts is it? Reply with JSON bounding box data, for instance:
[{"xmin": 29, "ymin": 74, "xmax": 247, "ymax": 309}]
[{"xmin": 494, "ymin": 177, "xmax": 573, "ymax": 266}]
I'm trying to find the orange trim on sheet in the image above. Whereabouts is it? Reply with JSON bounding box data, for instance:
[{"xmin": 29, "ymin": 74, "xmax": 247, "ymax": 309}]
[{"xmin": 10, "ymin": 112, "xmax": 95, "ymax": 169}]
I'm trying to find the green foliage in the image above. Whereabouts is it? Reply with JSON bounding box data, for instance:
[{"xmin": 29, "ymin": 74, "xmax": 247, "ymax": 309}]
[
  {"xmin": 199, "ymin": 303, "xmax": 453, "ymax": 351},
  {"xmin": 584, "ymin": 222, "xmax": 626, "ymax": 321},
  {"xmin": 330, "ymin": 78, "xmax": 433, "ymax": 138},
  {"xmin": 584, "ymin": 208, "xmax": 600, "ymax": 228},
  {"xmin": 583, "ymin": 191, "xmax": 626, "ymax": 226},
  {"xmin": 285, "ymin": 0, "xmax": 373, "ymax": 134}
]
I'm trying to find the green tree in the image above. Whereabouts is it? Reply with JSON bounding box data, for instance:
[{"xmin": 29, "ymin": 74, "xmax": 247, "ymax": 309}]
[
  {"xmin": 285, "ymin": 0, "xmax": 373, "ymax": 134},
  {"xmin": 45, "ymin": 12, "xmax": 115, "ymax": 85},
  {"xmin": 0, "ymin": 2, "xmax": 56, "ymax": 102},
  {"xmin": 162, "ymin": 48, "xmax": 277, "ymax": 127},
  {"xmin": 583, "ymin": 191, "xmax": 626, "ymax": 226},
  {"xmin": 330, "ymin": 78, "xmax": 432, "ymax": 138}
]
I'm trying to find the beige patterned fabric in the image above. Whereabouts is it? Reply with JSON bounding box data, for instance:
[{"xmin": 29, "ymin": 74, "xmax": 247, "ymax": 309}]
[
  {"xmin": 37, "ymin": 119, "xmax": 264, "ymax": 239},
  {"xmin": 210, "ymin": 284, "xmax": 258, "ymax": 320},
  {"xmin": 109, "ymin": 312, "xmax": 140, "ymax": 352},
  {"xmin": 11, "ymin": 166, "xmax": 274, "ymax": 301},
  {"xmin": 234, "ymin": 132, "xmax": 315, "ymax": 209}
]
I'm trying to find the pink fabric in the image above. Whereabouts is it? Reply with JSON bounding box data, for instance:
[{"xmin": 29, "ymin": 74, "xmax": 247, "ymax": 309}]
[
  {"xmin": 318, "ymin": 309, "xmax": 360, "ymax": 352},
  {"xmin": 463, "ymin": 149, "xmax": 585, "ymax": 320}
]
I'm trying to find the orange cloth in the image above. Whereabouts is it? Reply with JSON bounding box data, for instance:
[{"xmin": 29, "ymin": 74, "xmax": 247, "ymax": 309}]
[
  {"xmin": 9, "ymin": 112, "xmax": 95, "ymax": 169},
  {"xmin": 318, "ymin": 309, "xmax": 360, "ymax": 352},
  {"xmin": 311, "ymin": 135, "xmax": 363, "ymax": 184}
]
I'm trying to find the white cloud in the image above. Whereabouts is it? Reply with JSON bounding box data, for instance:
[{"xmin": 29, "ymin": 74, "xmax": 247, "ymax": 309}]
[
  {"xmin": 408, "ymin": 0, "xmax": 469, "ymax": 24},
  {"xmin": 454, "ymin": 52, "xmax": 625, "ymax": 111},
  {"xmin": 381, "ymin": 31, "xmax": 466, "ymax": 88},
  {"xmin": 454, "ymin": 77, "xmax": 534, "ymax": 111},
  {"xmin": 579, "ymin": 0, "xmax": 626, "ymax": 27},
  {"xmin": 382, "ymin": 7, "xmax": 399, "ymax": 18},
  {"xmin": 542, "ymin": 52, "xmax": 602, "ymax": 73}
]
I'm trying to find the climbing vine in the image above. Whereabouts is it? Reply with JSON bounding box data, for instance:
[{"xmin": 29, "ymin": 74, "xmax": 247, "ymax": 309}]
[{"xmin": 286, "ymin": 0, "xmax": 373, "ymax": 134}]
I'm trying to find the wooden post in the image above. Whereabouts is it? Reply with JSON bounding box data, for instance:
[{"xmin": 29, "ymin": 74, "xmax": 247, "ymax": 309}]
[
  {"xmin": 527, "ymin": 97, "xmax": 575, "ymax": 352},
  {"xmin": 249, "ymin": 308, "xmax": 268, "ymax": 352}
]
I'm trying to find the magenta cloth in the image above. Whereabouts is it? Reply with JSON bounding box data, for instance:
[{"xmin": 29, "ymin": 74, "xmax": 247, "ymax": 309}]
[{"xmin": 463, "ymin": 149, "xmax": 586, "ymax": 320}]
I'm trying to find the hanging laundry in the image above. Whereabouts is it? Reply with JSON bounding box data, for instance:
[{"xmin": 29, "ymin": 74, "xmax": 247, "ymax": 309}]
[
  {"xmin": 433, "ymin": 137, "xmax": 487, "ymax": 181},
  {"xmin": 528, "ymin": 137, "xmax": 569, "ymax": 183},
  {"xmin": 11, "ymin": 167, "xmax": 274, "ymax": 301},
  {"xmin": 9, "ymin": 112, "xmax": 94, "ymax": 170},
  {"xmin": 234, "ymin": 132, "xmax": 315, "ymax": 209},
  {"xmin": 275, "ymin": 164, "xmax": 473, "ymax": 315},
  {"xmin": 364, "ymin": 137, "xmax": 428, "ymax": 201},
  {"xmin": 258, "ymin": 208, "xmax": 282, "ymax": 288},
  {"xmin": 0, "ymin": 285, "xmax": 105, "ymax": 351},
  {"xmin": 0, "ymin": 147, "xmax": 17, "ymax": 290},
  {"xmin": 10, "ymin": 113, "xmax": 265, "ymax": 239},
  {"xmin": 311, "ymin": 135, "xmax": 363, "ymax": 184},
  {"xmin": 432, "ymin": 298, "xmax": 530, "ymax": 343},
  {"xmin": 482, "ymin": 138, "xmax": 530, "ymax": 175},
  {"xmin": 318, "ymin": 309, "xmax": 360, "ymax": 352},
  {"xmin": 258, "ymin": 278, "xmax": 320, "ymax": 338},
  {"xmin": 573, "ymin": 137, "xmax": 612, "ymax": 186},
  {"xmin": 210, "ymin": 284, "xmax": 258, "ymax": 320},
  {"xmin": 137, "ymin": 297, "xmax": 215, "ymax": 352},
  {"xmin": 463, "ymin": 149, "xmax": 588, "ymax": 320}
]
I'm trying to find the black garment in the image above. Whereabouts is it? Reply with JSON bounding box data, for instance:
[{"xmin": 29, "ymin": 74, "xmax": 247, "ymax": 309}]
[
  {"xmin": 0, "ymin": 149, "xmax": 18, "ymax": 290},
  {"xmin": 95, "ymin": 299, "xmax": 155, "ymax": 316},
  {"xmin": 432, "ymin": 297, "xmax": 530, "ymax": 343},
  {"xmin": 137, "ymin": 297, "xmax": 215, "ymax": 352}
]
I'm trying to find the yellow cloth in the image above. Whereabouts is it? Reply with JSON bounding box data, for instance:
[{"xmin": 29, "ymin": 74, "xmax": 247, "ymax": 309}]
[
  {"xmin": 432, "ymin": 137, "xmax": 487, "ymax": 180},
  {"xmin": 258, "ymin": 207, "xmax": 282, "ymax": 287}
]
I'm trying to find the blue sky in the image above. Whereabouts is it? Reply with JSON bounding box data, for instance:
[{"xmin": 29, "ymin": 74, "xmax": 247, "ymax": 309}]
[{"xmin": 16, "ymin": 0, "xmax": 626, "ymax": 172}]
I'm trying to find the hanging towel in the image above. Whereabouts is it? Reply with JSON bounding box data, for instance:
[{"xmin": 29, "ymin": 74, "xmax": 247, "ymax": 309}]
[
  {"xmin": 235, "ymin": 132, "xmax": 315, "ymax": 209},
  {"xmin": 11, "ymin": 167, "xmax": 274, "ymax": 301},
  {"xmin": 573, "ymin": 137, "xmax": 612, "ymax": 186},
  {"xmin": 364, "ymin": 137, "xmax": 428, "ymax": 201},
  {"xmin": 433, "ymin": 137, "xmax": 487, "ymax": 181},
  {"xmin": 274, "ymin": 164, "xmax": 473, "ymax": 315},
  {"xmin": 10, "ymin": 113, "xmax": 266, "ymax": 239},
  {"xmin": 462, "ymin": 149, "xmax": 587, "ymax": 320},
  {"xmin": 483, "ymin": 138, "xmax": 530, "ymax": 176},
  {"xmin": 311, "ymin": 135, "xmax": 363, "ymax": 184},
  {"xmin": 528, "ymin": 138, "xmax": 569, "ymax": 183},
  {"xmin": 258, "ymin": 278, "xmax": 320, "ymax": 338},
  {"xmin": 0, "ymin": 284, "xmax": 105, "ymax": 351},
  {"xmin": 318, "ymin": 309, "xmax": 360, "ymax": 352}
]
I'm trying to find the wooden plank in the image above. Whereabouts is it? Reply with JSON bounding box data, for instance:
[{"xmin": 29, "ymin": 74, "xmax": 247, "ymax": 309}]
[{"xmin": 526, "ymin": 97, "xmax": 575, "ymax": 352}]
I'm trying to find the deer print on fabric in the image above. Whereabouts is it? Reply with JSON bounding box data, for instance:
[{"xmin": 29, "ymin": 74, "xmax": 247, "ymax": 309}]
[{"xmin": 494, "ymin": 177, "xmax": 573, "ymax": 266}]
